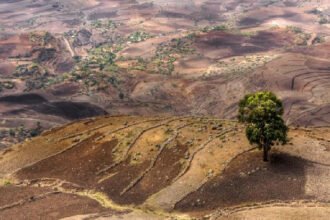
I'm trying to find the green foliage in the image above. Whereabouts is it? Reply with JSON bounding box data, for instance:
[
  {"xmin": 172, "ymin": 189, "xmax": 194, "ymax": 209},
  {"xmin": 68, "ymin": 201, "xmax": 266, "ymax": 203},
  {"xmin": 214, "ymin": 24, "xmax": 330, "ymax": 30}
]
[
  {"xmin": 6, "ymin": 122, "xmax": 43, "ymax": 141},
  {"xmin": 88, "ymin": 46, "xmax": 117, "ymax": 69},
  {"xmin": 238, "ymin": 91, "xmax": 288, "ymax": 161},
  {"xmin": 13, "ymin": 63, "xmax": 54, "ymax": 91},
  {"xmin": 319, "ymin": 16, "xmax": 329, "ymax": 24},
  {"xmin": 67, "ymin": 44, "xmax": 121, "ymax": 92},
  {"xmin": 73, "ymin": 55, "xmax": 82, "ymax": 63},
  {"xmin": 130, "ymin": 57, "xmax": 148, "ymax": 71},
  {"xmin": 314, "ymin": 35, "xmax": 325, "ymax": 44},
  {"xmin": 240, "ymin": 31, "xmax": 257, "ymax": 37},
  {"xmin": 150, "ymin": 36, "xmax": 194, "ymax": 75},
  {"xmin": 4, "ymin": 180, "xmax": 11, "ymax": 186},
  {"xmin": 286, "ymin": 26, "xmax": 303, "ymax": 34},
  {"xmin": 119, "ymin": 92, "xmax": 124, "ymax": 100},
  {"xmin": 186, "ymin": 33, "xmax": 196, "ymax": 40},
  {"xmin": 0, "ymin": 81, "xmax": 15, "ymax": 92},
  {"xmin": 128, "ymin": 31, "xmax": 152, "ymax": 43},
  {"xmin": 201, "ymin": 25, "xmax": 228, "ymax": 32},
  {"xmin": 91, "ymin": 19, "xmax": 117, "ymax": 29},
  {"xmin": 9, "ymin": 129, "xmax": 15, "ymax": 137},
  {"xmin": 29, "ymin": 31, "xmax": 53, "ymax": 46},
  {"xmin": 263, "ymin": 0, "xmax": 279, "ymax": 7},
  {"xmin": 30, "ymin": 122, "xmax": 42, "ymax": 137},
  {"xmin": 43, "ymin": 32, "xmax": 53, "ymax": 44}
]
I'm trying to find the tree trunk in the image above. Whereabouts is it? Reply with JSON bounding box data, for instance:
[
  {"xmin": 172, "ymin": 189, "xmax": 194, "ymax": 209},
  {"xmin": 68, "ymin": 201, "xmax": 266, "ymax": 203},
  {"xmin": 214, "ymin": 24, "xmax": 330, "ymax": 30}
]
[{"xmin": 263, "ymin": 144, "xmax": 269, "ymax": 162}]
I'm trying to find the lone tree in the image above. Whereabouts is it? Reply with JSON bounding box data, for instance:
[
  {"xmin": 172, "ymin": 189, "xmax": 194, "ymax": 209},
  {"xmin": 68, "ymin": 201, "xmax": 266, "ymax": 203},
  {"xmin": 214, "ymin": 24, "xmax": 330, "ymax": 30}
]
[{"xmin": 238, "ymin": 91, "xmax": 288, "ymax": 162}]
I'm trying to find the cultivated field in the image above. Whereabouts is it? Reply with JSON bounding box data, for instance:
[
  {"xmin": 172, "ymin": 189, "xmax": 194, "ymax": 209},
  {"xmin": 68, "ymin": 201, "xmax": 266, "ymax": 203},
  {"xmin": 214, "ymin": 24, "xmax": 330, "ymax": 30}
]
[
  {"xmin": 0, "ymin": 0, "xmax": 329, "ymax": 147},
  {"xmin": 0, "ymin": 1, "xmax": 329, "ymax": 219},
  {"xmin": 0, "ymin": 116, "xmax": 329, "ymax": 219}
]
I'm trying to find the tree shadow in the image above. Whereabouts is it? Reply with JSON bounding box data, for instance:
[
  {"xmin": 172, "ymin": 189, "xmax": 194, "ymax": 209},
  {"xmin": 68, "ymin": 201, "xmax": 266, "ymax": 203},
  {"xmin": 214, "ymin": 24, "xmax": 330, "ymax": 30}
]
[{"xmin": 175, "ymin": 151, "xmax": 313, "ymax": 212}]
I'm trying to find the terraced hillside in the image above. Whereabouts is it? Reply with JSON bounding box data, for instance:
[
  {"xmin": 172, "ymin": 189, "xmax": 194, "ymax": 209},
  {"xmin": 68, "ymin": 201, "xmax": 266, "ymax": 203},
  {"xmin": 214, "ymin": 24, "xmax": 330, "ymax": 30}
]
[{"xmin": 0, "ymin": 116, "xmax": 329, "ymax": 219}]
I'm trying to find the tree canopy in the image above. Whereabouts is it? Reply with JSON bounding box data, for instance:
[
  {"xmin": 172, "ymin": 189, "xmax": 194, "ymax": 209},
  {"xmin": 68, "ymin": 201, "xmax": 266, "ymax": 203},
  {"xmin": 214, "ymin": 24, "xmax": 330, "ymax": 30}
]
[{"xmin": 238, "ymin": 91, "xmax": 288, "ymax": 161}]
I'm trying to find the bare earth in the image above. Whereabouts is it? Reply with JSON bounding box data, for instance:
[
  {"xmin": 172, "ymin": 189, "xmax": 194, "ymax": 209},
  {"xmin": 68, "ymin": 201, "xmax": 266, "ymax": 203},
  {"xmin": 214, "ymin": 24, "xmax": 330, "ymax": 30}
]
[
  {"xmin": 0, "ymin": 116, "xmax": 328, "ymax": 219},
  {"xmin": 0, "ymin": 0, "xmax": 329, "ymax": 147},
  {"xmin": 0, "ymin": 0, "xmax": 329, "ymax": 219}
]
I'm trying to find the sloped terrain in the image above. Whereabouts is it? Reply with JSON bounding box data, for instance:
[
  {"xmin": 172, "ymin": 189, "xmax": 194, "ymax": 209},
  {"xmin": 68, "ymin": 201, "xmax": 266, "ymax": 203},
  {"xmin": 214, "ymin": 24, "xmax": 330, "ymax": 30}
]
[
  {"xmin": 0, "ymin": 1, "xmax": 329, "ymax": 218},
  {"xmin": 0, "ymin": 0, "xmax": 330, "ymax": 148},
  {"xmin": 0, "ymin": 116, "xmax": 329, "ymax": 219}
]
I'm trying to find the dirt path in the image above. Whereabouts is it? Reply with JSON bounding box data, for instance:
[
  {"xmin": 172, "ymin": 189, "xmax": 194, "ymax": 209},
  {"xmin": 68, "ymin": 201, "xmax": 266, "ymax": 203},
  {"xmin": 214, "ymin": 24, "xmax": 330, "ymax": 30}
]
[
  {"xmin": 307, "ymin": 33, "xmax": 318, "ymax": 46},
  {"xmin": 62, "ymin": 36, "xmax": 75, "ymax": 57}
]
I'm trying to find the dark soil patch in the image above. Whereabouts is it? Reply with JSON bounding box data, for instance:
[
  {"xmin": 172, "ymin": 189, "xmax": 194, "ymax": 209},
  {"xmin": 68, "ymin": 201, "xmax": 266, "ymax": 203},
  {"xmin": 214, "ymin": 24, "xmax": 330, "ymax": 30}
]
[
  {"xmin": 63, "ymin": 19, "xmax": 82, "ymax": 26},
  {"xmin": 157, "ymin": 10, "xmax": 190, "ymax": 19},
  {"xmin": 284, "ymin": 1, "xmax": 298, "ymax": 7},
  {"xmin": 0, "ymin": 186, "xmax": 108, "ymax": 220},
  {"xmin": 55, "ymin": 60, "xmax": 75, "ymax": 73},
  {"xmin": 0, "ymin": 44, "xmax": 16, "ymax": 58},
  {"xmin": 26, "ymin": 3, "xmax": 44, "ymax": 8},
  {"xmin": 196, "ymin": 31, "xmax": 244, "ymax": 48},
  {"xmin": 175, "ymin": 151, "xmax": 312, "ymax": 213},
  {"xmin": 0, "ymin": 10, "xmax": 13, "ymax": 15},
  {"xmin": 129, "ymin": 2, "xmax": 154, "ymax": 10},
  {"xmin": 0, "ymin": 93, "xmax": 47, "ymax": 105},
  {"xmin": 239, "ymin": 12, "xmax": 297, "ymax": 27},
  {"xmin": 97, "ymin": 156, "xmax": 150, "ymax": 205},
  {"xmin": 36, "ymin": 48, "xmax": 56, "ymax": 62},
  {"xmin": 88, "ymin": 11, "xmax": 118, "ymax": 20},
  {"xmin": 195, "ymin": 30, "xmax": 293, "ymax": 57},
  {"xmin": 16, "ymin": 137, "xmax": 117, "ymax": 187},
  {"xmin": 73, "ymin": 29, "xmax": 92, "ymax": 47},
  {"xmin": 50, "ymin": 83, "xmax": 80, "ymax": 96},
  {"xmin": 0, "ymin": 185, "xmax": 50, "ymax": 207},
  {"xmin": 239, "ymin": 17, "xmax": 260, "ymax": 26},
  {"xmin": 31, "ymin": 101, "xmax": 107, "ymax": 120},
  {"xmin": 116, "ymin": 142, "xmax": 188, "ymax": 205},
  {"xmin": 0, "ymin": 0, "xmax": 23, "ymax": 3},
  {"xmin": 250, "ymin": 31, "xmax": 292, "ymax": 49}
]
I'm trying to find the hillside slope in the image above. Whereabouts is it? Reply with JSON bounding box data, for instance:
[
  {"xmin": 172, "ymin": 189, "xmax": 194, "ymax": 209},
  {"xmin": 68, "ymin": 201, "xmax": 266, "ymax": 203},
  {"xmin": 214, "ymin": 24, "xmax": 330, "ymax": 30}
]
[{"xmin": 0, "ymin": 116, "xmax": 329, "ymax": 219}]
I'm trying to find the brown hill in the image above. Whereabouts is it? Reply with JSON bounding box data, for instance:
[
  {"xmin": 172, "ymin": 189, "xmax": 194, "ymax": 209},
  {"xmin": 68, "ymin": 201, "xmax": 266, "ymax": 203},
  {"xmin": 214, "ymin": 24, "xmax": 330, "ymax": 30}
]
[{"xmin": 0, "ymin": 116, "xmax": 329, "ymax": 219}]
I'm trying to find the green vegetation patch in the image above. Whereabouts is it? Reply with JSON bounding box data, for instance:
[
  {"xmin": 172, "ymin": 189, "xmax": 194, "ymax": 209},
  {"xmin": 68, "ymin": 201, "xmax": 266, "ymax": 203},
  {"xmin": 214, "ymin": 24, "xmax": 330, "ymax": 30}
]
[
  {"xmin": 29, "ymin": 31, "xmax": 53, "ymax": 46},
  {"xmin": 0, "ymin": 81, "xmax": 15, "ymax": 92},
  {"xmin": 150, "ymin": 36, "xmax": 196, "ymax": 75},
  {"xmin": 128, "ymin": 31, "xmax": 153, "ymax": 43},
  {"xmin": 5, "ymin": 122, "xmax": 43, "ymax": 143},
  {"xmin": 91, "ymin": 19, "xmax": 117, "ymax": 29},
  {"xmin": 125, "ymin": 34, "xmax": 196, "ymax": 75},
  {"xmin": 238, "ymin": 91, "xmax": 288, "ymax": 162},
  {"xmin": 66, "ymin": 44, "xmax": 122, "ymax": 92},
  {"xmin": 201, "ymin": 24, "xmax": 228, "ymax": 32},
  {"xmin": 285, "ymin": 26, "xmax": 311, "ymax": 46},
  {"xmin": 319, "ymin": 16, "xmax": 329, "ymax": 24},
  {"xmin": 13, "ymin": 63, "xmax": 57, "ymax": 91}
]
